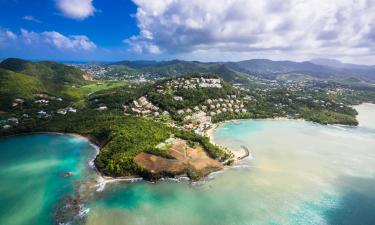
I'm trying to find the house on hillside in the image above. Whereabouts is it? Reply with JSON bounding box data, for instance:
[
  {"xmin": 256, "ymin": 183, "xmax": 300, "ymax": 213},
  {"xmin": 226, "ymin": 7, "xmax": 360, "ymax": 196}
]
[
  {"xmin": 2, "ymin": 125, "xmax": 11, "ymax": 129},
  {"xmin": 57, "ymin": 109, "xmax": 67, "ymax": 115},
  {"xmin": 7, "ymin": 117, "xmax": 18, "ymax": 124},
  {"xmin": 98, "ymin": 106, "xmax": 108, "ymax": 111}
]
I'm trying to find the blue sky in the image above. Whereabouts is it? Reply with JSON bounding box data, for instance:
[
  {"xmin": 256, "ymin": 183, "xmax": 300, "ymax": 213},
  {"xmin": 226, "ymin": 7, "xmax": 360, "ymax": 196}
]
[
  {"xmin": 0, "ymin": 0, "xmax": 374, "ymax": 64},
  {"xmin": 0, "ymin": 0, "xmax": 141, "ymax": 61}
]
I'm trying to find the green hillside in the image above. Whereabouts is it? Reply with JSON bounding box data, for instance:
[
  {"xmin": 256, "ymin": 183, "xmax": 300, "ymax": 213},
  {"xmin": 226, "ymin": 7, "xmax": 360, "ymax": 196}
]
[
  {"xmin": 0, "ymin": 58, "xmax": 90, "ymax": 110},
  {"xmin": 0, "ymin": 58, "xmax": 87, "ymax": 85},
  {"xmin": 112, "ymin": 60, "xmax": 249, "ymax": 83},
  {"xmin": 0, "ymin": 68, "xmax": 44, "ymax": 108}
]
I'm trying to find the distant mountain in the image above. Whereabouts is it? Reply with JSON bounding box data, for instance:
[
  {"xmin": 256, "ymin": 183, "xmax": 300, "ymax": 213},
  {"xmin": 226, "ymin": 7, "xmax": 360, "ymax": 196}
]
[
  {"xmin": 112, "ymin": 60, "xmax": 249, "ymax": 83},
  {"xmin": 310, "ymin": 58, "xmax": 375, "ymax": 70},
  {"xmin": 226, "ymin": 59, "xmax": 335, "ymax": 78},
  {"xmin": 223, "ymin": 59, "xmax": 375, "ymax": 83},
  {"xmin": 309, "ymin": 58, "xmax": 375, "ymax": 82},
  {"xmin": 109, "ymin": 58, "xmax": 375, "ymax": 84}
]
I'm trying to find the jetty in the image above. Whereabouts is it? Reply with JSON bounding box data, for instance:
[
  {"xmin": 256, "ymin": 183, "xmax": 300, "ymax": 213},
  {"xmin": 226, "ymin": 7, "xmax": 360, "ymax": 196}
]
[{"xmin": 238, "ymin": 145, "xmax": 250, "ymax": 160}]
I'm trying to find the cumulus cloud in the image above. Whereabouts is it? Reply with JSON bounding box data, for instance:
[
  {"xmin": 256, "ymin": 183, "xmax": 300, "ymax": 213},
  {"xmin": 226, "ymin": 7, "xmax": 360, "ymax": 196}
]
[
  {"xmin": 56, "ymin": 0, "xmax": 96, "ymax": 20},
  {"xmin": 127, "ymin": 0, "xmax": 375, "ymax": 62},
  {"xmin": 0, "ymin": 29, "xmax": 17, "ymax": 40},
  {"xmin": 2, "ymin": 28, "xmax": 97, "ymax": 52},
  {"xmin": 19, "ymin": 29, "xmax": 96, "ymax": 51},
  {"xmin": 124, "ymin": 30, "xmax": 161, "ymax": 54},
  {"xmin": 0, "ymin": 28, "xmax": 17, "ymax": 47},
  {"xmin": 43, "ymin": 32, "xmax": 97, "ymax": 51}
]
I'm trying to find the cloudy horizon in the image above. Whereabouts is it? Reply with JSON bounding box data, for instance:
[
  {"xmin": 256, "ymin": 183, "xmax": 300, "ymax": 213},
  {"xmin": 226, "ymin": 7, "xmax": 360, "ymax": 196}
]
[{"xmin": 0, "ymin": 0, "xmax": 374, "ymax": 65}]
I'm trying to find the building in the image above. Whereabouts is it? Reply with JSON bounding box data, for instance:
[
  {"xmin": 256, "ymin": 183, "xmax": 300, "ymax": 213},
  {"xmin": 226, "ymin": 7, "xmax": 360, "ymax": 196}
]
[
  {"xmin": 2, "ymin": 125, "xmax": 11, "ymax": 129},
  {"xmin": 98, "ymin": 106, "xmax": 108, "ymax": 111}
]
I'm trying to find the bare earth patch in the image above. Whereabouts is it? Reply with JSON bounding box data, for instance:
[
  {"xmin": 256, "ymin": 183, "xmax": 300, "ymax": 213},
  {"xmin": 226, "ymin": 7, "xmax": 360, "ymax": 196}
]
[{"xmin": 134, "ymin": 139, "xmax": 223, "ymax": 178}]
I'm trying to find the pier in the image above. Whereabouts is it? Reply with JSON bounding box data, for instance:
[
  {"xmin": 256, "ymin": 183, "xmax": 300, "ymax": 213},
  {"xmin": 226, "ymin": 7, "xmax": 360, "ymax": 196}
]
[{"xmin": 238, "ymin": 145, "xmax": 250, "ymax": 160}]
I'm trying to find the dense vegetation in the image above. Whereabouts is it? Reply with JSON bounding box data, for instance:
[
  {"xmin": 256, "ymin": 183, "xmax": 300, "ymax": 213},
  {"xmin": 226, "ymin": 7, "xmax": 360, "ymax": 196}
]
[
  {"xmin": 107, "ymin": 60, "xmax": 251, "ymax": 83},
  {"xmin": 0, "ymin": 68, "xmax": 44, "ymax": 108},
  {"xmin": 148, "ymin": 74, "xmax": 239, "ymax": 114},
  {"xmin": 0, "ymin": 109, "xmax": 230, "ymax": 177},
  {"xmin": 241, "ymin": 86, "xmax": 361, "ymax": 125},
  {"xmin": 87, "ymin": 83, "xmax": 150, "ymax": 110},
  {"xmin": 0, "ymin": 58, "xmax": 90, "ymax": 110}
]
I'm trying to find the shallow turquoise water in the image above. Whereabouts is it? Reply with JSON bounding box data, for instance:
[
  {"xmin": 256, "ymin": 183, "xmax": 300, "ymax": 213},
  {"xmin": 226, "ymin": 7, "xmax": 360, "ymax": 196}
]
[
  {"xmin": 1, "ymin": 104, "xmax": 375, "ymax": 225},
  {"xmin": 0, "ymin": 134, "xmax": 97, "ymax": 225}
]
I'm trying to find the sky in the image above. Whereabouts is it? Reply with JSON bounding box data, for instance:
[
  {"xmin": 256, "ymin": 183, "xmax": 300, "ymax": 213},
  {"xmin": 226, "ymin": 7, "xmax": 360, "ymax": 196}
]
[{"xmin": 0, "ymin": 0, "xmax": 374, "ymax": 64}]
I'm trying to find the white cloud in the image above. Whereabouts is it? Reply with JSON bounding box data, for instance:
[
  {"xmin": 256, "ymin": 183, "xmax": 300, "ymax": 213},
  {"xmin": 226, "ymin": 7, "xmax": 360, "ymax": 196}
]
[
  {"xmin": 19, "ymin": 29, "xmax": 96, "ymax": 51},
  {"xmin": 127, "ymin": 0, "xmax": 375, "ymax": 63},
  {"xmin": 43, "ymin": 32, "xmax": 96, "ymax": 50},
  {"xmin": 56, "ymin": 0, "xmax": 95, "ymax": 20},
  {"xmin": 22, "ymin": 16, "xmax": 42, "ymax": 23},
  {"xmin": 1, "ymin": 30, "xmax": 17, "ymax": 40},
  {"xmin": 124, "ymin": 30, "xmax": 161, "ymax": 54},
  {"xmin": 0, "ymin": 28, "xmax": 17, "ymax": 47}
]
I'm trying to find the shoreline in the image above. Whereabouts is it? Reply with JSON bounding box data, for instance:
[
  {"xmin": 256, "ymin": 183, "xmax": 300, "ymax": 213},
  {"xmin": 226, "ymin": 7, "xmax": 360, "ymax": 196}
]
[
  {"xmin": 0, "ymin": 131, "xmax": 144, "ymax": 185},
  {"xmin": 205, "ymin": 115, "xmax": 361, "ymax": 162},
  {"xmin": 206, "ymin": 114, "xmax": 361, "ymax": 141}
]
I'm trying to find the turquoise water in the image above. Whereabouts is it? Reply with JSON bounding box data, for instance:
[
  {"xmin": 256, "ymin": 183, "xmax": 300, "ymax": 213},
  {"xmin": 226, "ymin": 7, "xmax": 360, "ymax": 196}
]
[
  {"xmin": 1, "ymin": 104, "xmax": 375, "ymax": 225},
  {"xmin": 0, "ymin": 134, "xmax": 97, "ymax": 225},
  {"xmin": 84, "ymin": 104, "xmax": 375, "ymax": 225}
]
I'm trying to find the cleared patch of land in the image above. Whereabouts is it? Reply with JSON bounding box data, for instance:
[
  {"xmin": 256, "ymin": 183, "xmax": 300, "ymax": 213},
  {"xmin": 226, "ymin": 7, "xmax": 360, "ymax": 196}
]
[{"xmin": 134, "ymin": 139, "xmax": 223, "ymax": 178}]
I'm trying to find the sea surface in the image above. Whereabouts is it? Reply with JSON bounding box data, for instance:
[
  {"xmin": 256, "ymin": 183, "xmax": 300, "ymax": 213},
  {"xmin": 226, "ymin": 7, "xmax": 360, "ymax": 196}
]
[
  {"xmin": 1, "ymin": 104, "xmax": 375, "ymax": 225},
  {"xmin": 0, "ymin": 134, "xmax": 97, "ymax": 225}
]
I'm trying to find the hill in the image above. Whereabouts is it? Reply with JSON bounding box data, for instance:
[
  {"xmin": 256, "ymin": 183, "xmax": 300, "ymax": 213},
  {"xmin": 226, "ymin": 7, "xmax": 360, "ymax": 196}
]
[
  {"xmin": 0, "ymin": 58, "xmax": 89, "ymax": 109},
  {"xmin": 88, "ymin": 73, "xmax": 250, "ymax": 124},
  {"xmin": 226, "ymin": 59, "xmax": 375, "ymax": 83},
  {"xmin": 0, "ymin": 73, "xmax": 234, "ymax": 179},
  {"xmin": 111, "ymin": 60, "xmax": 249, "ymax": 83},
  {"xmin": 94, "ymin": 58, "xmax": 375, "ymax": 85},
  {"xmin": 0, "ymin": 58, "xmax": 87, "ymax": 85}
]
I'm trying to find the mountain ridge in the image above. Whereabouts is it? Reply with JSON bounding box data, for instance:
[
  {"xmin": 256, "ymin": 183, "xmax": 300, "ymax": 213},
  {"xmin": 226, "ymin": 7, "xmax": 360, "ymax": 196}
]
[{"xmin": 109, "ymin": 58, "xmax": 375, "ymax": 83}]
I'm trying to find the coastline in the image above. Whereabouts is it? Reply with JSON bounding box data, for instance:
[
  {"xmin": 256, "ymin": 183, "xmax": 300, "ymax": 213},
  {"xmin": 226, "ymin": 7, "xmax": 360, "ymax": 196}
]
[
  {"xmin": 205, "ymin": 114, "xmax": 361, "ymax": 162},
  {"xmin": 0, "ymin": 131, "xmax": 144, "ymax": 186}
]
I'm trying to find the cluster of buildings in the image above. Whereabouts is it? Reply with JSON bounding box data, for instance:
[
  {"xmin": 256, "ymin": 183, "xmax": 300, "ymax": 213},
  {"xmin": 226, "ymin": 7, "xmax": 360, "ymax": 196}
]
[
  {"xmin": 125, "ymin": 96, "xmax": 169, "ymax": 117},
  {"xmin": 1, "ymin": 114, "xmax": 30, "ymax": 129},
  {"xmin": 73, "ymin": 64, "xmax": 110, "ymax": 78},
  {"xmin": 57, "ymin": 107, "xmax": 77, "ymax": 115},
  {"xmin": 176, "ymin": 95, "xmax": 247, "ymax": 117},
  {"xmin": 121, "ymin": 77, "xmax": 250, "ymax": 134},
  {"xmin": 161, "ymin": 77, "xmax": 222, "ymax": 90},
  {"xmin": 1, "ymin": 117, "xmax": 18, "ymax": 129},
  {"xmin": 74, "ymin": 64, "xmax": 162, "ymax": 82},
  {"xmin": 176, "ymin": 96, "xmax": 248, "ymax": 133},
  {"xmin": 12, "ymin": 99, "xmax": 24, "ymax": 107},
  {"xmin": 123, "ymin": 93, "xmax": 249, "ymax": 134},
  {"xmin": 2, "ymin": 95, "xmax": 75, "ymax": 129}
]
